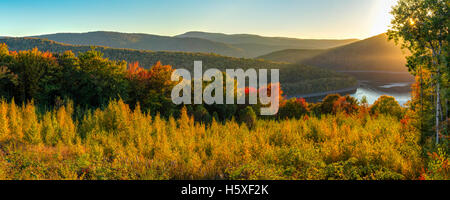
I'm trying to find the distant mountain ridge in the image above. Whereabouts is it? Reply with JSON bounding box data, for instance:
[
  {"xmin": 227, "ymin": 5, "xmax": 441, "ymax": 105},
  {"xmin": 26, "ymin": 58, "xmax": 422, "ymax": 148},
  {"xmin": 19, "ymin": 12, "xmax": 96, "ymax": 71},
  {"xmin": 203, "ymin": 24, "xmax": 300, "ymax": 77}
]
[
  {"xmin": 33, "ymin": 31, "xmax": 246, "ymax": 58},
  {"xmin": 176, "ymin": 31, "xmax": 358, "ymax": 57},
  {"xmin": 302, "ymin": 34, "xmax": 409, "ymax": 72},
  {"xmin": 31, "ymin": 31, "xmax": 358, "ymax": 58},
  {"xmin": 259, "ymin": 34, "xmax": 409, "ymax": 72}
]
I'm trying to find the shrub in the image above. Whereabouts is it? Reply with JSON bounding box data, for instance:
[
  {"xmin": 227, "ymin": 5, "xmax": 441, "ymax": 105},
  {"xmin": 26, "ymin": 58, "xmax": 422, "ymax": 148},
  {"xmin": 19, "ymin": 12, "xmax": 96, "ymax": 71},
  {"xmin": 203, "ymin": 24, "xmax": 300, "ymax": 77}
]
[
  {"xmin": 333, "ymin": 95, "xmax": 359, "ymax": 115},
  {"xmin": 320, "ymin": 94, "xmax": 341, "ymax": 114},
  {"xmin": 370, "ymin": 96, "xmax": 403, "ymax": 119},
  {"xmin": 126, "ymin": 61, "xmax": 177, "ymax": 117},
  {"xmin": 278, "ymin": 98, "xmax": 309, "ymax": 119},
  {"xmin": 0, "ymin": 66, "xmax": 18, "ymax": 100},
  {"xmin": 238, "ymin": 106, "xmax": 257, "ymax": 129},
  {"xmin": 193, "ymin": 105, "xmax": 211, "ymax": 124},
  {"xmin": 420, "ymin": 148, "xmax": 449, "ymax": 180}
]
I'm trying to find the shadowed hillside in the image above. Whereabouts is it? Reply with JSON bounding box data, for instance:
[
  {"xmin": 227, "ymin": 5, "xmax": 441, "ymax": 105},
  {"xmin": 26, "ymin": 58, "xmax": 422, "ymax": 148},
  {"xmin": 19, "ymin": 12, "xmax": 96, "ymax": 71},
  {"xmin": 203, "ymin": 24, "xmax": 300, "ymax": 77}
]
[
  {"xmin": 0, "ymin": 37, "xmax": 357, "ymax": 96},
  {"xmin": 303, "ymin": 34, "xmax": 409, "ymax": 72},
  {"xmin": 258, "ymin": 34, "xmax": 409, "ymax": 72}
]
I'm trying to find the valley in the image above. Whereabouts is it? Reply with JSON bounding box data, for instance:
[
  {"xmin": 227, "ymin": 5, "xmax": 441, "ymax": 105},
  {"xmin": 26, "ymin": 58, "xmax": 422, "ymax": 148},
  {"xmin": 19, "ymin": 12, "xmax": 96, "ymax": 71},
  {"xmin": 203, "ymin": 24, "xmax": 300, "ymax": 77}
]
[{"xmin": 258, "ymin": 34, "xmax": 414, "ymax": 104}]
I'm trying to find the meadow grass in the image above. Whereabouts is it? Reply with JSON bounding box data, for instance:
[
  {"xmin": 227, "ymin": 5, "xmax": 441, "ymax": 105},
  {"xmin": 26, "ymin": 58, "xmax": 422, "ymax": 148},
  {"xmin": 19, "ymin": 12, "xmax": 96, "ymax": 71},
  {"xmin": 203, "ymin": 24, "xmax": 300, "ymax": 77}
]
[{"xmin": 0, "ymin": 99, "xmax": 423, "ymax": 180}]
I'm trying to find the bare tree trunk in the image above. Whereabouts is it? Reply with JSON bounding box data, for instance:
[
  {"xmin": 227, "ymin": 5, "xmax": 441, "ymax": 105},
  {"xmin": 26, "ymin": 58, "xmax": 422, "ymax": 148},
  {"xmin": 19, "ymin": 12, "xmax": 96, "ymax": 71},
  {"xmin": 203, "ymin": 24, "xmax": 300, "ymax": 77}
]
[
  {"xmin": 435, "ymin": 70, "xmax": 440, "ymax": 145},
  {"xmin": 420, "ymin": 67, "xmax": 424, "ymax": 132},
  {"xmin": 446, "ymin": 98, "xmax": 448, "ymax": 120},
  {"xmin": 440, "ymin": 98, "xmax": 444, "ymax": 122},
  {"xmin": 430, "ymin": 44, "xmax": 442, "ymax": 145},
  {"xmin": 446, "ymin": 89, "xmax": 448, "ymax": 136}
]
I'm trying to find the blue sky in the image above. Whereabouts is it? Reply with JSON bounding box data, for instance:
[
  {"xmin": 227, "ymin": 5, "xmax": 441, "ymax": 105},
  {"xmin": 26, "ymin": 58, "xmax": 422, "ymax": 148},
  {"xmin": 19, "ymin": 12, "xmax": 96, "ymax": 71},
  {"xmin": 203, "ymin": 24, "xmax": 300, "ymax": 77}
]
[{"xmin": 0, "ymin": 0, "xmax": 398, "ymax": 39}]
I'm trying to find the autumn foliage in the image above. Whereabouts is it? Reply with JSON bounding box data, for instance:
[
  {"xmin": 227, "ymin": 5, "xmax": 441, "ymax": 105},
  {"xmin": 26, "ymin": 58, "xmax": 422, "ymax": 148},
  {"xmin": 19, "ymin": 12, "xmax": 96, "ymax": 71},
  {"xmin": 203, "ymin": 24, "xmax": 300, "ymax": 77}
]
[
  {"xmin": 0, "ymin": 99, "xmax": 424, "ymax": 180},
  {"xmin": 0, "ymin": 44, "xmax": 448, "ymax": 180}
]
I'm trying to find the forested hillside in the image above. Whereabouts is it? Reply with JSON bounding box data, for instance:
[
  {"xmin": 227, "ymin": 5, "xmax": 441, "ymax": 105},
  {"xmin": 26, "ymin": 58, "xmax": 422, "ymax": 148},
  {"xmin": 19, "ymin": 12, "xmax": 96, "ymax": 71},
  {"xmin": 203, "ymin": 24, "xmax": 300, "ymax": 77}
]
[{"xmin": 0, "ymin": 37, "xmax": 357, "ymax": 96}]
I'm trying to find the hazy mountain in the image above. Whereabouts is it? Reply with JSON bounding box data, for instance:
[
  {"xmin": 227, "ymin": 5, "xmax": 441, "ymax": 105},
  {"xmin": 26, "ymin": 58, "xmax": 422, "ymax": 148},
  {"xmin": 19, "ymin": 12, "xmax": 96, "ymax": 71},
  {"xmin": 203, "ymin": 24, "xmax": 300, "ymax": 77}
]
[
  {"xmin": 176, "ymin": 31, "xmax": 358, "ymax": 57},
  {"xmin": 258, "ymin": 34, "xmax": 409, "ymax": 72},
  {"xmin": 32, "ymin": 31, "xmax": 247, "ymax": 58},
  {"xmin": 30, "ymin": 31, "xmax": 358, "ymax": 58},
  {"xmin": 0, "ymin": 37, "xmax": 357, "ymax": 96},
  {"xmin": 232, "ymin": 43, "xmax": 323, "ymax": 59},
  {"xmin": 302, "ymin": 34, "xmax": 409, "ymax": 72},
  {"xmin": 176, "ymin": 31, "xmax": 358, "ymax": 48}
]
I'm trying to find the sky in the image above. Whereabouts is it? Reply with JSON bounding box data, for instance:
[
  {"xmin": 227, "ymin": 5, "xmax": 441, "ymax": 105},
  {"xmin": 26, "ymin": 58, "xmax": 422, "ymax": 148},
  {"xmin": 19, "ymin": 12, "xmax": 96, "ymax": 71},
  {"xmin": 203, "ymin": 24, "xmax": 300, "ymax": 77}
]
[{"xmin": 0, "ymin": 0, "xmax": 398, "ymax": 39}]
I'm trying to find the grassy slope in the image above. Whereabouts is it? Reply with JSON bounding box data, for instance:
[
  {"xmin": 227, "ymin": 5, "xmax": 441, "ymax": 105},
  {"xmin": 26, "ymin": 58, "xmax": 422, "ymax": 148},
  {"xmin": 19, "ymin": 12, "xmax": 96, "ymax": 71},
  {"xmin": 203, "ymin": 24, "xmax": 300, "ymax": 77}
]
[{"xmin": 0, "ymin": 99, "xmax": 423, "ymax": 180}]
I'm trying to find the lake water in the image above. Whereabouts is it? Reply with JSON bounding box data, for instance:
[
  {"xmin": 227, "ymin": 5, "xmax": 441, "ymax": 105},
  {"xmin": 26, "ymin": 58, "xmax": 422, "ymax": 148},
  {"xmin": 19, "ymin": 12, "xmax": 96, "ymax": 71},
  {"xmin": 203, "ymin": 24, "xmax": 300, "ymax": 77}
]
[
  {"xmin": 295, "ymin": 84, "xmax": 412, "ymax": 106},
  {"xmin": 339, "ymin": 71, "xmax": 414, "ymax": 106},
  {"xmin": 350, "ymin": 84, "xmax": 412, "ymax": 106}
]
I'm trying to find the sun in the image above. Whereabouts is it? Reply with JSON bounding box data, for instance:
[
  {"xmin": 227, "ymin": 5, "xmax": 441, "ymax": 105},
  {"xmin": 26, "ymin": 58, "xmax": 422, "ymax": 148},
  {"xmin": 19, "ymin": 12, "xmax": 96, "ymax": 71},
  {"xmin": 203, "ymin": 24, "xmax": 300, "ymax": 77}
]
[{"xmin": 371, "ymin": 0, "xmax": 398, "ymax": 36}]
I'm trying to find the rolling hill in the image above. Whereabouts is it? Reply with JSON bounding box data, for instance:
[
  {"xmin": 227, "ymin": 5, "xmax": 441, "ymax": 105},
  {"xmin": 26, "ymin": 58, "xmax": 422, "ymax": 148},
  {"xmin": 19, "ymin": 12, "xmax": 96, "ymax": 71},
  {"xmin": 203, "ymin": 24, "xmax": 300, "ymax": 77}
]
[
  {"xmin": 259, "ymin": 34, "xmax": 409, "ymax": 72},
  {"xmin": 32, "ymin": 31, "xmax": 358, "ymax": 58},
  {"xmin": 33, "ymin": 31, "xmax": 246, "ymax": 58},
  {"xmin": 176, "ymin": 31, "xmax": 358, "ymax": 48},
  {"xmin": 176, "ymin": 31, "xmax": 358, "ymax": 57},
  {"xmin": 0, "ymin": 37, "xmax": 357, "ymax": 96},
  {"xmin": 303, "ymin": 34, "xmax": 409, "ymax": 72}
]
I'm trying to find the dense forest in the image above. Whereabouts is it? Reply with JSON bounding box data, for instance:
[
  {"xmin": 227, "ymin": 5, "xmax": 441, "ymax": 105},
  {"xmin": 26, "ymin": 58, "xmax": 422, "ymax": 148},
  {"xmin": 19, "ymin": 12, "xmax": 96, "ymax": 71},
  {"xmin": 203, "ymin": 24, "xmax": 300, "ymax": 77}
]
[{"xmin": 0, "ymin": 38, "xmax": 357, "ymax": 96}]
